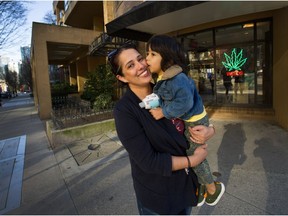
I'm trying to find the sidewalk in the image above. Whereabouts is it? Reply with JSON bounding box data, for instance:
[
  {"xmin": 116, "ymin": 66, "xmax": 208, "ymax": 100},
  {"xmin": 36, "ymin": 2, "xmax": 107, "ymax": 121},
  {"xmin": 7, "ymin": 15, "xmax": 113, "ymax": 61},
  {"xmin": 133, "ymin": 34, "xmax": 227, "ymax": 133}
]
[{"xmin": 1, "ymin": 94, "xmax": 288, "ymax": 215}]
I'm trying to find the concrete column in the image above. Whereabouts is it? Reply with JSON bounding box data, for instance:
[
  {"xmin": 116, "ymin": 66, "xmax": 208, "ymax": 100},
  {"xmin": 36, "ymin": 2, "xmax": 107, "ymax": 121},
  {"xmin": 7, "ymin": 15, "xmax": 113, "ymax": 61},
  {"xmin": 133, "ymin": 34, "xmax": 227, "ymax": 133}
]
[
  {"xmin": 56, "ymin": 7, "xmax": 60, "ymax": 25},
  {"xmin": 31, "ymin": 22, "xmax": 100, "ymax": 120},
  {"xmin": 76, "ymin": 57, "xmax": 88, "ymax": 93},
  {"xmin": 103, "ymin": 1, "xmax": 115, "ymax": 31},
  {"xmin": 273, "ymin": 6, "xmax": 288, "ymax": 129},
  {"xmin": 32, "ymin": 39, "xmax": 52, "ymax": 120},
  {"xmin": 69, "ymin": 63, "xmax": 77, "ymax": 86}
]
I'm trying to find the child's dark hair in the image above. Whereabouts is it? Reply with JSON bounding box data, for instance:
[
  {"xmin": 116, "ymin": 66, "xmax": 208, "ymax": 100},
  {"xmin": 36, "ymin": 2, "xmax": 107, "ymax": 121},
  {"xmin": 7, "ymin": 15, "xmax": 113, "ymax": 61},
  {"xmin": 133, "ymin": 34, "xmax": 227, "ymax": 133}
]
[
  {"xmin": 108, "ymin": 43, "xmax": 137, "ymax": 76},
  {"xmin": 146, "ymin": 34, "xmax": 187, "ymax": 72}
]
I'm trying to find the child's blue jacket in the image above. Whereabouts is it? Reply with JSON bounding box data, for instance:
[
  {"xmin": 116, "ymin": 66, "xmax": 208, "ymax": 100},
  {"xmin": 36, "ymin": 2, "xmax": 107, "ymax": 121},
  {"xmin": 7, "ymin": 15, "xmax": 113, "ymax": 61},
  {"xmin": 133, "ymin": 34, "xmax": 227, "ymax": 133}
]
[{"xmin": 153, "ymin": 65, "xmax": 204, "ymax": 120}]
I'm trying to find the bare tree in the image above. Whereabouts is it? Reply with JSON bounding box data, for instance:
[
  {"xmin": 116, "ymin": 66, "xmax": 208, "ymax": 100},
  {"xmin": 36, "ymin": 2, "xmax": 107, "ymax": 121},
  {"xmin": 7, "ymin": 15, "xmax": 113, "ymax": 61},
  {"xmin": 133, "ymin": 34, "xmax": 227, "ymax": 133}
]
[
  {"xmin": 19, "ymin": 57, "xmax": 32, "ymax": 91},
  {"xmin": 43, "ymin": 10, "xmax": 57, "ymax": 25},
  {"xmin": 3, "ymin": 64, "xmax": 18, "ymax": 93},
  {"xmin": 0, "ymin": 1, "xmax": 29, "ymax": 50}
]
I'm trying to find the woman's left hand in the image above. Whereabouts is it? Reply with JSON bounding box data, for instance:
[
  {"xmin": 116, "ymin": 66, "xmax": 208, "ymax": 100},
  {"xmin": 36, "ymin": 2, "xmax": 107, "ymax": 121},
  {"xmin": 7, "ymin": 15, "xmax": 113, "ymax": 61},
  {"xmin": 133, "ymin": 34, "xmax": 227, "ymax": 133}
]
[{"xmin": 149, "ymin": 107, "xmax": 164, "ymax": 120}]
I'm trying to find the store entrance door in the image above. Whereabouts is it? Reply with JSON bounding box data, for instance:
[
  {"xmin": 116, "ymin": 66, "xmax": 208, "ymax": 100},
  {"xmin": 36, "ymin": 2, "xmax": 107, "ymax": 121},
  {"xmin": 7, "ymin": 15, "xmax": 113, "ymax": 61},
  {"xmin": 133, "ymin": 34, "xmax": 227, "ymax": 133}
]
[{"xmin": 187, "ymin": 49, "xmax": 215, "ymax": 105}]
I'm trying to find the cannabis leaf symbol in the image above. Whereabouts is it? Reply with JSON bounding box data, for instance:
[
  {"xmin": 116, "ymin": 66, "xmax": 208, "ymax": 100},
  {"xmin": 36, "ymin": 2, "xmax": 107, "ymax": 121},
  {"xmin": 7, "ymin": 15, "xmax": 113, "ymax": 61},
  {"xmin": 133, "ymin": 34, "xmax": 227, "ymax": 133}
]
[{"xmin": 222, "ymin": 48, "xmax": 247, "ymax": 71}]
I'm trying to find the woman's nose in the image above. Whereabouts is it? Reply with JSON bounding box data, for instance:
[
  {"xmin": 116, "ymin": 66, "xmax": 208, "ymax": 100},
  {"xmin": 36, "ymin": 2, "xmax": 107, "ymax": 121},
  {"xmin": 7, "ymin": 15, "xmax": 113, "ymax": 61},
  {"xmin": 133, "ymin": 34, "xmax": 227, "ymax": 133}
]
[{"xmin": 137, "ymin": 60, "xmax": 147, "ymax": 69}]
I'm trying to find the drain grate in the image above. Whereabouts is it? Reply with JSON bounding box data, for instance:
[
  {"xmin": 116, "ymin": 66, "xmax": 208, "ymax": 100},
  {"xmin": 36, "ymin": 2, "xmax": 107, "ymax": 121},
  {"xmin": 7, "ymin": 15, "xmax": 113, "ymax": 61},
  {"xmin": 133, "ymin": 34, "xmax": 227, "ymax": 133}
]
[{"xmin": 66, "ymin": 133, "xmax": 122, "ymax": 166}]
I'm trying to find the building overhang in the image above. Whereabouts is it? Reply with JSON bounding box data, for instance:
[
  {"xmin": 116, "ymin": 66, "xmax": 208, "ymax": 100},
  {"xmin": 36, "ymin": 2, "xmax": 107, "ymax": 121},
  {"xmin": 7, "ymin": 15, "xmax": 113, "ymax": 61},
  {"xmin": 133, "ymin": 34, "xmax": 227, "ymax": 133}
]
[
  {"xmin": 47, "ymin": 42, "xmax": 89, "ymax": 65},
  {"xmin": 31, "ymin": 22, "xmax": 99, "ymax": 66},
  {"xmin": 106, "ymin": 1, "xmax": 204, "ymax": 41},
  {"xmin": 106, "ymin": 1, "xmax": 288, "ymax": 41}
]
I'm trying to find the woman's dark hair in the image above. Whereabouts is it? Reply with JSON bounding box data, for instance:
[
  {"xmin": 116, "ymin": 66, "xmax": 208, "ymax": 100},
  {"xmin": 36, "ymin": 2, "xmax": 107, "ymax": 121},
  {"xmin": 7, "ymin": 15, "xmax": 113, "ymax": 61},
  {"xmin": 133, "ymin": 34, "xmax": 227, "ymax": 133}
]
[
  {"xmin": 108, "ymin": 43, "xmax": 137, "ymax": 76},
  {"xmin": 146, "ymin": 35, "xmax": 187, "ymax": 72}
]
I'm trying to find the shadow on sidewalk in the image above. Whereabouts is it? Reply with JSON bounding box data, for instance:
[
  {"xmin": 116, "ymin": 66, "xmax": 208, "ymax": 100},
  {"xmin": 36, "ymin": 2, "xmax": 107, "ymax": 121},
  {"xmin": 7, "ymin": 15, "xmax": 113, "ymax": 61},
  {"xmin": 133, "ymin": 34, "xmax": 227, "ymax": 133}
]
[
  {"xmin": 253, "ymin": 125, "xmax": 288, "ymax": 214},
  {"xmin": 197, "ymin": 122, "xmax": 247, "ymax": 215}
]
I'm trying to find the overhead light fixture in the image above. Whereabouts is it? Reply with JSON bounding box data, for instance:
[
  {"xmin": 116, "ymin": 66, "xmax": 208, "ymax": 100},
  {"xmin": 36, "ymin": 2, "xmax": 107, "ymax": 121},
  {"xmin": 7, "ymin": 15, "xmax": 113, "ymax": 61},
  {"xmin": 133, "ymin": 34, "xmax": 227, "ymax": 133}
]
[{"xmin": 243, "ymin": 23, "xmax": 254, "ymax": 28}]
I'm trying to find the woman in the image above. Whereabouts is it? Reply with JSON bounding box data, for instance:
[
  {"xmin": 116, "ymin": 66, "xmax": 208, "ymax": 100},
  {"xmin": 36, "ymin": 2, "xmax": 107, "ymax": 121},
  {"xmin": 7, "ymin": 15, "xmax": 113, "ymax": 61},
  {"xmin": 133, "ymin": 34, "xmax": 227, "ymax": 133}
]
[{"xmin": 109, "ymin": 44, "xmax": 215, "ymax": 215}]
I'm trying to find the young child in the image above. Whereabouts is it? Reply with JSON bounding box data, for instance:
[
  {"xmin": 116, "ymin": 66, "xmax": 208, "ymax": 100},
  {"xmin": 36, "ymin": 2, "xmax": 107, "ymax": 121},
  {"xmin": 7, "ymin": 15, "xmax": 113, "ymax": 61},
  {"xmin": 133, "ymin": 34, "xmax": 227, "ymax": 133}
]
[{"xmin": 145, "ymin": 34, "xmax": 225, "ymax": 207}]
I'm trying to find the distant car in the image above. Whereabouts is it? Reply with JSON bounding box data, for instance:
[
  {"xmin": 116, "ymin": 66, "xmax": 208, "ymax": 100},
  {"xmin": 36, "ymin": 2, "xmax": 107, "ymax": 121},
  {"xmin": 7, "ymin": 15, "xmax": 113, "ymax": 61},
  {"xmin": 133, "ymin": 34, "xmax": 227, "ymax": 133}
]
[{"xmin": 1, "ymin": 91, "xmax": 12, "ymax": 99}]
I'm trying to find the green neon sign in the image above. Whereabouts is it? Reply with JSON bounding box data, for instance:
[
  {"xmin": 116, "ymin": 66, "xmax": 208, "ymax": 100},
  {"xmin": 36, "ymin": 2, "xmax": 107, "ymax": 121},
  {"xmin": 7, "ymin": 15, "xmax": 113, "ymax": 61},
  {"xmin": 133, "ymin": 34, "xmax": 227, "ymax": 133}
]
[{"xmin": 222, "ymin": 48, "xmax": 247, "ymax": 72}]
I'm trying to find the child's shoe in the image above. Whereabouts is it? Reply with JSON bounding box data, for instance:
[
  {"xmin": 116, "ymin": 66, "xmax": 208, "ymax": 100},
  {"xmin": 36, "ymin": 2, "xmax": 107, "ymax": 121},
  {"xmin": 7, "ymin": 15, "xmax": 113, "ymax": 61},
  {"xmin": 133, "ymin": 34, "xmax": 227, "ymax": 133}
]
[
  {"xmin": 205, "ymin": 181, "xmax": 225, "ymax": 206},
  {"xmin": 196, "ymin": 184, "xmax": 207, "ymax": 207}
]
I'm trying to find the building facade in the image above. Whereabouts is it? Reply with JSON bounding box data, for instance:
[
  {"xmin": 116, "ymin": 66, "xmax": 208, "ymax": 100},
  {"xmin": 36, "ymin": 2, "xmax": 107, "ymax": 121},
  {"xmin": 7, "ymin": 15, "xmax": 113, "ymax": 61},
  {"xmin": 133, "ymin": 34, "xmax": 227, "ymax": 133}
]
[
  {"xmin": 106, "ymin": 1, "xmax": 288, "ymax": 130},
  {"xmin": 31, "ymin": 1, "xmax": 288, "ymax": 130}
]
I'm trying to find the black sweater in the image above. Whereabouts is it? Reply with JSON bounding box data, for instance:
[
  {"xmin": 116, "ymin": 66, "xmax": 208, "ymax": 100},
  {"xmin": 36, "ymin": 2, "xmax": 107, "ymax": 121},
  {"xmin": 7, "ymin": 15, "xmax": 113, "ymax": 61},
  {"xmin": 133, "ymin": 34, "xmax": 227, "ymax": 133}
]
[{"xmin": 113, "ymin": 87, "xmax": 199, "ymax": 214}]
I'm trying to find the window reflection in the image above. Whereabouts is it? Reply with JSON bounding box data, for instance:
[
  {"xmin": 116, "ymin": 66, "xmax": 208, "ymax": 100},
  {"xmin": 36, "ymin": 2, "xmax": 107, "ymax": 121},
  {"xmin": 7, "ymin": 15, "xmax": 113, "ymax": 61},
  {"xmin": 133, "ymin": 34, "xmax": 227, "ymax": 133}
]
[{"xmin": 180, "ymin": 20, "xmax": 272, "ymax": 107}]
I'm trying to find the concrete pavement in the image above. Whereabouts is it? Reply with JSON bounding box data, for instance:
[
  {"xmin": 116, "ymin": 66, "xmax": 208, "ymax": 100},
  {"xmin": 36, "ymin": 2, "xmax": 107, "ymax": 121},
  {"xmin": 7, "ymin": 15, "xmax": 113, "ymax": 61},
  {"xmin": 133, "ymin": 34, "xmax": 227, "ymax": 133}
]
[{"xmin": 1, "ymin": 93, "xmax": 288, "ymax": 215}]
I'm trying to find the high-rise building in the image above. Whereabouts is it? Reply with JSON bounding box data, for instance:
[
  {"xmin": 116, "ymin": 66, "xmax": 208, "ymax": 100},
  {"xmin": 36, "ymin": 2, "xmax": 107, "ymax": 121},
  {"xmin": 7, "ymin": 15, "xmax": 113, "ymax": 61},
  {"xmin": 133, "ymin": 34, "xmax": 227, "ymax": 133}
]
[{"xmin": 20, "ymin": 46, "xmax": 31, "ymax": 61}]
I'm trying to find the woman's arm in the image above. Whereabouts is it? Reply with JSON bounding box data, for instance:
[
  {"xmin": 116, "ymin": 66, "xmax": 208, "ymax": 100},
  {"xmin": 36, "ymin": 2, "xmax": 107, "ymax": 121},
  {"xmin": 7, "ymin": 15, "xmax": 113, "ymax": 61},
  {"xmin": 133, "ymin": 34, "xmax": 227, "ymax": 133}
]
[{"xmin": 171, "ymin": 144, "xmax": 208, "ymax": 171}]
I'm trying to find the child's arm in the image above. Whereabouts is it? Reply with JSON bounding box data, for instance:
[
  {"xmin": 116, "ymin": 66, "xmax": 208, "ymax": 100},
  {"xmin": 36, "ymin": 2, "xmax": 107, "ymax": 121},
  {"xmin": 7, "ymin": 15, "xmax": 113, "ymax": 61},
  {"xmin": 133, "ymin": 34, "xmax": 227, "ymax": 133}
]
[{"xmin": 149, "ymin": 107, "xmax": 164, "ymax": 120}]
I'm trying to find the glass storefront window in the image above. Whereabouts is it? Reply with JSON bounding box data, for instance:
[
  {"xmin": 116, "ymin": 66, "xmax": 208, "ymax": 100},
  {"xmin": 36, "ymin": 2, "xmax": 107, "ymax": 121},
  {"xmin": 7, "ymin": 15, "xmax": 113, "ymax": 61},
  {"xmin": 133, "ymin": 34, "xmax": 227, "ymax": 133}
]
[
  {"xmin": 256, "ymin": 21, "xmax": 272, "ymax": 105},
  {"xmin": 181, "ymin": 30, "xmax": 215, "ymax": 104},
  {"xmin": 257, "ymin": 21, "xmax": 270, "ymax": 40},
  {"xmin": 180, "ymin": 19, "xmax": 272, "ymax": 107},
  {"xmin": 182, "ymin": 30, "xmax": 214, "ymax": 103},
  {"xmin": 216, "ymin": 46, "xmax": 254, "ymax": 104},
  {"xmin": 216, "ymin": 23, "xmax": 254, "ymax": 46},
  {"xmin": 187, "ymin": 47, "xmax": 215, "ymax": 104}
]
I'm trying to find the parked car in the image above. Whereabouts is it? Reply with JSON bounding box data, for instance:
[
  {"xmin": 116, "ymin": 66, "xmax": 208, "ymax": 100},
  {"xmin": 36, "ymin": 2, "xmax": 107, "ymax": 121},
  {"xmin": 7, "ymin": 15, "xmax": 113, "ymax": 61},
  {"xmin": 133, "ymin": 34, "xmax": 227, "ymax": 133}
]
[{"xmin": 1, "ymin": 91, "xmax": 12, "ymax": 99}]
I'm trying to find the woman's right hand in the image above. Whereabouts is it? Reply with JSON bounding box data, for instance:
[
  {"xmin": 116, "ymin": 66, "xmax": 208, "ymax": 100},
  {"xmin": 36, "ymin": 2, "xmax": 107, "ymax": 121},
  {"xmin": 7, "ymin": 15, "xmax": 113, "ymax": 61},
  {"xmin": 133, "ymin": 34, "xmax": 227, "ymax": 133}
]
[
  {"xmin": 189, "ymin": 144, "xmax": 208, "ymax": 167},
  {"xmin": 188, "ymin": 125, "xmax": 215, "ymax": 144}
]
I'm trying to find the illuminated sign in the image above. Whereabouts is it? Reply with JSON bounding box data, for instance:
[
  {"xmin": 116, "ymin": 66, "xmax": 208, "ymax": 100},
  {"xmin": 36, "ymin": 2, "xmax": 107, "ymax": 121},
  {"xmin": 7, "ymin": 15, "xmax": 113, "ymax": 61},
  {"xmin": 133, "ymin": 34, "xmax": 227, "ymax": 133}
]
[{"xmin": 222, "ymin": 48, "xmax": 247, "ymax": 76}]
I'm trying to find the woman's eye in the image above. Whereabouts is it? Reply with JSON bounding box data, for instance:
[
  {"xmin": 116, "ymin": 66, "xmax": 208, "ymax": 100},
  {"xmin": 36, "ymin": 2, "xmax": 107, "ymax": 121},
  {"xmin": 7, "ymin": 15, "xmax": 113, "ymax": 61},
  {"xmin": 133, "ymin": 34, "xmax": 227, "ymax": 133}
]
[{"xmin": 127, "ymin": 63, "xmax": 134, "ymax": 69}]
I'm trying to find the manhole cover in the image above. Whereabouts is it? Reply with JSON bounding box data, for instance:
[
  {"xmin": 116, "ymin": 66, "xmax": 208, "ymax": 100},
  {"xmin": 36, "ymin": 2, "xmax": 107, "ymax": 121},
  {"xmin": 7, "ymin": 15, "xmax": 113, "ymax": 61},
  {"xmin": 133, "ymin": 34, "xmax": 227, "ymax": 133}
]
[{"xmin": 66, "ymin": 133, "xmax": 122, "ymax": 166}]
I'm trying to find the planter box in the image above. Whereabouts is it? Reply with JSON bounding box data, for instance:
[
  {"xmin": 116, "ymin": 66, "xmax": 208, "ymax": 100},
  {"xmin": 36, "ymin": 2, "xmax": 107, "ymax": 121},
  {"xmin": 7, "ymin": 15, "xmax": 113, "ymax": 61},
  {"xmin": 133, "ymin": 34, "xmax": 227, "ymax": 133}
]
[{"xmin": 46, "ymin": 118, "xmax": 115, "ymax": 149}]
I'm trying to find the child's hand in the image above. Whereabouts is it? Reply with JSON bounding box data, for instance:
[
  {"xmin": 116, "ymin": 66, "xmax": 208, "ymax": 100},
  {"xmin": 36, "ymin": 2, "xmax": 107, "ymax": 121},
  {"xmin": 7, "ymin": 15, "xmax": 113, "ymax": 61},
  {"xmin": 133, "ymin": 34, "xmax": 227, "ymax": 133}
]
[{"xmin": 149, "ymin": 107, "xmax": 164, "ymax": 120}]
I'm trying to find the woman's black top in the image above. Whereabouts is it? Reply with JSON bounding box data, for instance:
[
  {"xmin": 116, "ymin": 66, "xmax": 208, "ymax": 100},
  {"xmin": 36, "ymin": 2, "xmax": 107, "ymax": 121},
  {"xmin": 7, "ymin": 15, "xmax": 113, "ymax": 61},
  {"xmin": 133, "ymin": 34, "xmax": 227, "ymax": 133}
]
[{"xmin": 113, "ymin": 87, "xmax": 199, "ymax": 214}]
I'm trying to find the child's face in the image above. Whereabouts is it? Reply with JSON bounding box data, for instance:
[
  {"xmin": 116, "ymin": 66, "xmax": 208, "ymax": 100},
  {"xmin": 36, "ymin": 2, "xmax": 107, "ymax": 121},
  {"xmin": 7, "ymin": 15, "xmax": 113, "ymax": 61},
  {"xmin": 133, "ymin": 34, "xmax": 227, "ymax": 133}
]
[{"xmin": 146, "ymin": 46, "xmax": 162, "ymax": 74}]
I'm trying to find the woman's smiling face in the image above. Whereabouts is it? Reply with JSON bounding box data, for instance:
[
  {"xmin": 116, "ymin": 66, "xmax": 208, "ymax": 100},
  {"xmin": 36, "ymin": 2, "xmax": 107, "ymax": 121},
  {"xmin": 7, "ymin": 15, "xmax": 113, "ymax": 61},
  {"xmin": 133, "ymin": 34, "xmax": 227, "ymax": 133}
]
[{"xmin": 116, "ymin": 48, "xmax": 152, "ymax": 87}]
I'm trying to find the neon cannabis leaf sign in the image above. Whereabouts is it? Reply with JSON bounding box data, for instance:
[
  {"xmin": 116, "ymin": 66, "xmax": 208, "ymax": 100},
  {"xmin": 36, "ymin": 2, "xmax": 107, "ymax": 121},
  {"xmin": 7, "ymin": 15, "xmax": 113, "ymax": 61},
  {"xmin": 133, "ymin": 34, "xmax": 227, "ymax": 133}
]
[{"xmin": 222, "ymin": 48, "xmax": 247, "ymax": 72}]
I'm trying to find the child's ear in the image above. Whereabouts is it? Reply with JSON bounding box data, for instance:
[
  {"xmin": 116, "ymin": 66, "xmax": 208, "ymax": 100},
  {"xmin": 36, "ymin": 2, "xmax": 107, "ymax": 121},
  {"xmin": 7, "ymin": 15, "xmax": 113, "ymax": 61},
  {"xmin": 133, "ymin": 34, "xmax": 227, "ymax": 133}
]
[{"xmin": 116, "ymin": 75, "xmax": 128, "ymax": 83}]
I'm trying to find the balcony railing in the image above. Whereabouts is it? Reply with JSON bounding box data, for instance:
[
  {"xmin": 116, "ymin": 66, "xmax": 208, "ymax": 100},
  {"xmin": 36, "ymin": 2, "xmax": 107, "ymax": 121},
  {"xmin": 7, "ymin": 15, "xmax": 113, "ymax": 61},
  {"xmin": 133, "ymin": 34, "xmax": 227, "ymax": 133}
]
[{"xmin": 89, "ymin": 33, "xmax": 137, "ymax": 56}]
